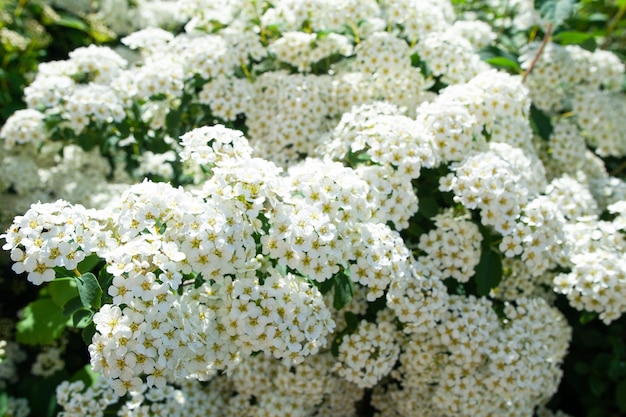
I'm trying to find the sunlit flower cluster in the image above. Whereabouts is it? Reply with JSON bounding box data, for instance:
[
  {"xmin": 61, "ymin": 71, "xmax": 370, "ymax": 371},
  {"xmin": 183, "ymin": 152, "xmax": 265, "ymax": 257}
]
[{"xmin": 2, "ymin": 0, "xmax": 626, "ymax": 415}]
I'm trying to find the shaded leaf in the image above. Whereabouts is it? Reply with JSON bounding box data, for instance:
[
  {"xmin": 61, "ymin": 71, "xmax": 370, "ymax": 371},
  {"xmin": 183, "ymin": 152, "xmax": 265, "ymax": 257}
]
[
  {"xmin": 616, "ymin": 380, "xmax": 626, "ymax": 412},
  {"xmin": 333, "ymin": 269, "xmax": 354, "ymax": 310},
  {"xmin": 72, "ymin": 309, "xmax": 93, "ymax": 328},
  {"xmin": 63, "ymin": 296, "xmax": 84, "ymax": 317},
  {"xmin": 474, "ymin": 248, "xmax": 503, "ymax": 297},
  {"xmin": 530, "ymin": 104, "xmax": 553, "ymax": 141},
  {"xmin": 48, "ymin": 279, "xmax": 78, "ymax": 308},
  {"xmin": 70, "ymin": 364, "xmax": 100, "ymax": 388},
  {"xmin": 76, "ymin": 272, "xmax": 102, "ymax": 310},
  {"xmin": 16, "ymin": 298, "xmax": 67, "ymax": 345},
  {"xmin": 82, "ymin": 322, "xmax": 97, "ymax": 345}
]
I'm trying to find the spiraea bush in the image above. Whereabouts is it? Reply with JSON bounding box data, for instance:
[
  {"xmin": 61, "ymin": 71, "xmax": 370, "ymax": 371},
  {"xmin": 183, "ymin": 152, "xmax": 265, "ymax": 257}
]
[{"xmin": 1, "ymin": 0, "xmax": 626, "ymax": 416}]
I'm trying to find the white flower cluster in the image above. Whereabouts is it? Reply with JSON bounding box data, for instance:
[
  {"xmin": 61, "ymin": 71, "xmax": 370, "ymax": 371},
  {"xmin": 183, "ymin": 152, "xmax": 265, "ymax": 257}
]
[
  {"xmin": 334, "ymin": 318, "xmax": 400, "ymax": 388},
  {"xmin": 554, "ymin": 217, "xmax": 626, "ymax": 324},
  {"xmin": 56, "ymin": 378, "xmax": 119, "ymax": 417},
  {"xmin": 31, "ymin": 346, "xmax": 65, "ymax": 377},
  {"xmin": 4, "ymin": 0, "xmax": 626, "ymax": 414},
  {"xmin": 0, "ymin": 340, "xmax": 27, "ymax": 390},
  {"xmin": 417, "ymin": 209, "xmax": 483, "ymax": 283},
  {"xmin": 270, "ymin": 32, "xmax": 353, "ymax": 72},
  {"xmin": 382, "ymin": 296, "xmax": 571, "ymax": 417},
  {"xmin": 57, "ymin": 354, "xmax": 364, "ymax": 417},
  {"xmin": 0, "ymin": 109, "xmax": 47, "ymax": 148},
  {"xmin": 2, "ymin": 201, "xmax": 91, "ymax": 285},
  {"xmin": 520, "ymin": 41, "xmax": 626, "ymax": 158}
]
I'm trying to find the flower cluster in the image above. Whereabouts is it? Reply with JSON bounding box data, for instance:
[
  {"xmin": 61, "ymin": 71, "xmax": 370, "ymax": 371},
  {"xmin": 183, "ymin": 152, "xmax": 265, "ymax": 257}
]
[{"xmin": 2, "ymin": 0, "xmax": 626, "ymax": 415}]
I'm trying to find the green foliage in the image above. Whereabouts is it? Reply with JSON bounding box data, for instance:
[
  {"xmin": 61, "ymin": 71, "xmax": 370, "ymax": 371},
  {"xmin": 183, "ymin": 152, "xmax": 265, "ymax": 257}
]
[
  {"xmin": 536, "ymin": 0, "xmax": 578, "ymax": 28},
  {"xmin": 15, "ymin": 298, "xmax": 68, "ymax": 345},
  {"xmin": 333, "ymin": 268, "xmax": 354, "ymax": 310},
  {"xmin": 473, "ymin": 247, "xmax": 503, "ymax": 297},
  {"xmin": 0, "ymin": 0, "xmax": 115, "ymax": 124},
  {"xmin": 547, "ymin": 300, "xmax": 626, "ymax": 416},
  {"xmin": 76, "ymin": 272, "xmax": 102, "ymax": 311}
]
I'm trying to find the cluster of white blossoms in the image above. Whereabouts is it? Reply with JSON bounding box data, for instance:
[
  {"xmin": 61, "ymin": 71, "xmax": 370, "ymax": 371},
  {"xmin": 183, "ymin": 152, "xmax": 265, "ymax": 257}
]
[
  {"xmin": 56, "ymin": 378, "xmax": 119, "ymax": 417},
  {"xmin": 270, "ymin": 32, "xmax": 354, "ymax": 72},
  {"xmin": 377, "ymin": 297, "xmax": 571, "ymax": 417},
  {"xmin": 3, "ymin": 0, "xmax": 626, "ymax": 415},
  {"xmin": 0, "ymin": 340, "xmax": 27, "ymax": 390},
  {"xmin": 31, "ymin": 346, "xmax": 65, "ymax": 377}
]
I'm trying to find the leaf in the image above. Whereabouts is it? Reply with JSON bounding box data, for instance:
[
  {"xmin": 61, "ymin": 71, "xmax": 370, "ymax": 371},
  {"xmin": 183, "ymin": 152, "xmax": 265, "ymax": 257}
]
[
  {"xmin": 344, "ymin": 311, "xmax": 359, "ymax": 331},
  {"xmin": 553, "ymin": 31, "xmax": 597, "ymax": 51},
  {"xmin": 63, "ymin": 296, "xmax": 84, "ymax": 317},
  {"xmin": 82, "ymin": 323, "xmax": 97, "ymax": 345},
  {"xmin": 553, "ymin": 31, "xmax": 593, "ymax": 44},
  {"xmin": 77, "ymin": 254, "xmax": 103, "ymax": 274},
  {"xmin": 0, "ymin": 391, "xmax": 7, "ymax": 417},
  {"xmin": 333, "ymin": 269, "xmax": 354, "ymax": 310},
  {"xmin": 485, "ymin": 56, "xmax": 522, "ymax": 72},
  {"xmin": 76, "ymin": 272, "xmax": 103, "ymax": 310},
  {"xmin": 616, "ymin": 380, "xmax": 626, "ymax": 412},
  {"xmin": 535, "ymin": 0, "xmax": 577, "ymax": 28},
  {"xmin": 474, "ymin": 247, "xmax": 503, "ymax": 297},
  {"xmin": 48, "ymin": 279, "xmax": 78, "ymax": 308},
  {"xmin": 70, "ymin": 364, "xmax": 100, "ymax": 388},
  {"xmin": 16, "ymin": 298, "xmax": 68, "ymax": 345},
  {"xmin": 589, "ymin": 374, "xmax": 607, "ymax": 396},
  {"xmin": 579, "ymin": 311, "xmax": 598, "ymax": 324},
  {"xmin": 530, "ymin": 104, "xmax": 553, "ymax": 141},
  {"xmin": 418, "ymin": 196, "xmax": 439, "ymax": 219},
  {"xmin": 72, "ymin": 309, "xmax": 93, "ymax": 328},
  {"xmin": 53, "ymin": 15, "xmax": 90, "ymax": 32},
  {"xmin": 316, "ymin": 278, "xmax": 335, "ymax": 295}
]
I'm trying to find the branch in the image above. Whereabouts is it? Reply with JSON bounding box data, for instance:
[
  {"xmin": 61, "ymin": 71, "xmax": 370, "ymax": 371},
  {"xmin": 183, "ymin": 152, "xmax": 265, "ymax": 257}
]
[{"xmin": 522, "ymin": 23, "xmax": 553, "ymax": 83}]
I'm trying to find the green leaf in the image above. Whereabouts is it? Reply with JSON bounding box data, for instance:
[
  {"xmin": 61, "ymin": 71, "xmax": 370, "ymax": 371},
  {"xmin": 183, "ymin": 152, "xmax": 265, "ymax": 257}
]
[
  {"xmin": 553, "ymin": 30, "xmax": 594, "ymax": 45},
  {"xmin": 82, "ymin": 323, "xmax": 97, "ymax": 345},
  {"xmin": 579, "ymin": 311, "xmax": 598, "ymax": 324},
  {"xmin": 16, "ymin": 298, "xmax": 68, "ymax": 345},
  {"xmin": 70, "ymin": 364, "xmax": 100, "ymax": 388},
  {"xmin": 77, "ymin": 254, "xmax": 103, "ymax": 274},
  {"xmin": 333, "ymin": 269, "xmax": 354, "ymax": 310},
  {"xmin": 616, "ymin": 380, "xmax": 626, "ymax": 412},
  {"xmin": 484, "ymin": 56, "xmax": 522, "ymax": 72},
  {"xmin": 553, "ymin": 31, "xmax": 597, "ymax": 51},
  {"xmin": 63, "ymin": 296, "xmax": 84, "ymax": 317},
  {"xmin": 0, "ymin": 391, "xmax": 7, "ymax": 417},
  {"xmin": 535, "ymin": 0, "xmax": 577, "ymax": 28},
  {"xmin": 315, "ymin": 277, "xmax": 335, "ymax": 295},
  {"xmin": 344, "ymin": 311, "xmax": 359, "ymax": 331},
  {"xmin": 76, "ymin": 272, "xmax": 103, "ymax": 310},
  {"xmin": 530, "ymin": 104, "xmax": 553, "ymax": 141},
  {"xmin": 589, "ymin": 374, "xmax": 607, "ymax": 396},
  {"xmin": 48, "ymin": 279, "xmax": 78, "ymax": 308},
  {"xmin": 474, "ymin": 248, "xmax": 503, "ymax": 297},
  {"xmin": 72, "ymin": 309, "xmax": 93, "ymax": 328},
  {"xmin": 418, "ymin": 196, "xmax": 439, "ymax": 219},
  {"xmin": 53, "ymin": 14, "xmax": 90, "ymax": 32}
]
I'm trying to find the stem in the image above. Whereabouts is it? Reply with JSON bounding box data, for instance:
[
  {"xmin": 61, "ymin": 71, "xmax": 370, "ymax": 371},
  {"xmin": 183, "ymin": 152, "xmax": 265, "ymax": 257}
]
[
  {"xmin": 601, "ymin": 2, "xmax": 626, "ymax": 50},
  {"xmin": 74, "ymin": 268, "xmax": 82, "ymax": 277},
  {"xmin": 522, "ymin": 23, "xmax": 553, "ymax": 83}
]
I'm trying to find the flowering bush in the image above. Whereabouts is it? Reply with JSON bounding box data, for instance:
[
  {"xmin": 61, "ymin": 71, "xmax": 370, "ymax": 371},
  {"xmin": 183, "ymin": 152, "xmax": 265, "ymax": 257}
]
[{"xmin": 1, "ymin": 0, "xmax": 626, "ymax": 416}]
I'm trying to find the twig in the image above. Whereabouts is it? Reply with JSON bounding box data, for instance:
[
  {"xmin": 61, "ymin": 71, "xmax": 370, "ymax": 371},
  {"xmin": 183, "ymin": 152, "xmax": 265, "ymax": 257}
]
[{"xmin": 522, "ymin": 23, "xmax": 553, "ymax": 83}]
